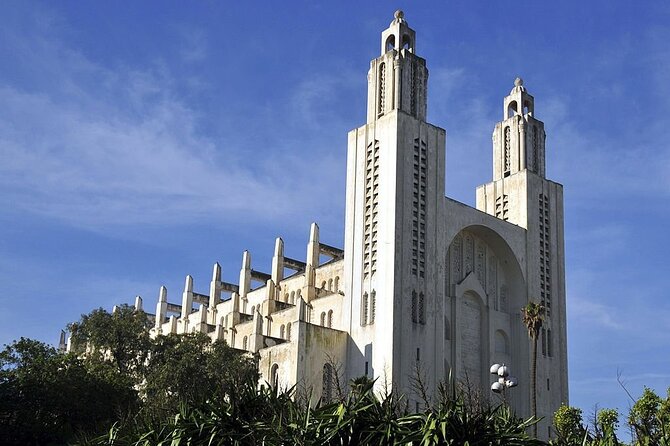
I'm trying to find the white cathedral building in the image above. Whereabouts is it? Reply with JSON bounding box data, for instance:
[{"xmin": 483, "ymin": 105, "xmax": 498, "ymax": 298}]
[{"xmin": 115, "ymin": 11, "xmax": 568, "ymax": 437}]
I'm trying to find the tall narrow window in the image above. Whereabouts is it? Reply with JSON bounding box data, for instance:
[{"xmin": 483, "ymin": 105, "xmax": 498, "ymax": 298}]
[
  {"xmin": 361, "ymin": 292, "xmax": 369, "ymax": 326},
  {"xmin": 419, "ymin": 293, "xmax": 425, "ymax": 325},
  {"xmin": 410, "ymin": 62, "xmax": 417, "ymax": 115},
  {"xmin": 370, "ymin": 291, "xmax": 376, "ymax": 324},
  {"xmin": 320, "ymin": 312, "xmax": 326, "ymax": 326},
  {"xmin": 327, "ymin": 310, "xmax": 333, "ymax": 328},
  {"xmin": 271, "ymin": 363, "xmax": 279, "ymax": 388},
  {"xmin": 242, "ymin": 335, "xmax": 248, "ymax": 350},
  {"xmin": 411, "ymin": 291, "xmax": 418, "ymax": 323},
  {"xmin": 532, "ymin": 126, "xmax": 539, "ymax": 172},
  {"xmin": 286, "ymin": 322, "xmax": 291, "ymax": 341},
  {"xmin": 279, "ymin": 324, "xmax": 285, "ymax": 339},
  {"xmin": 504, "ymin": 126, "xmax": 511, "ymax": 176},
  {"xmin": 499, "ymin": 285, "xmax": 508, "ymax": 313},
  {"xmin": 322, "ymin": 363, "xmax": 334, "ymax": 403},
  {"xmin": 378, "ymin": 63, "xmax": 386, "ymax": 116}
]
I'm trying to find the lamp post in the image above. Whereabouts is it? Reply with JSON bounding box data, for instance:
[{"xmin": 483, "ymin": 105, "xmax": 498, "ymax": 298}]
[{"xmin": 490, "ymin": 363, "xmax": 518, "ymax": 406}]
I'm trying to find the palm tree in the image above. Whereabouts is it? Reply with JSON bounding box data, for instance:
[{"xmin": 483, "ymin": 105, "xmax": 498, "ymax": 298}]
[{"xmin": 521, "ymin": 301, "xmax": 545, "ymax": 437}]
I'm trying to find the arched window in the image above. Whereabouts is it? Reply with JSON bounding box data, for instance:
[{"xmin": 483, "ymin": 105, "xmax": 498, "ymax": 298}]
[
  {"xmin": 270, "ymin": 363, "xmax": 279, "ymax": 388},
  {"xmin": 242, "ymin": 335, "xmax": 248, "ymax": 350},
  {"xmin": 279, "ymin": 324, "xmax": 285, "ymax": 339},
  {"xmin": 320, "ymin": 312, "xmax": 326, "ymax": 326},
  {"xmin": 495, "ymin": 330, "xmax": 509, "ymax": 354},
  {"xmin": 327, "ymin": 310, "xmax": 333, "ymax": 328},
  {"xmin": 385, "ymin": 35, "xmax": 395, "ymax": 52},
  {"xmin": 401, "ymin": 34, "xmax": 412, "ymax": 51},
  {"xmin": 230, "ymin": 329, "xmax": 236, "ymax": 347},
  {"xmin": 307, "ymin": 304, "xmax": 313, "ymax": 323},
  {"xmin": 419, "ymin": 293, "xmax": 425, "ymax": 324},
  {"xmin": 290, "ymin": 291, "xmax": 295, "ymax": 304},
  {"xmin": 334, "ymin": 276, "xmax": 339, "ymax": 292},
  {"xmin": 322, "ymin": 363, "xmax": 334, "ymax": 403},
  {"xmin": 507, "ymin": 101, "xmax": 518, "ymax": 119},
  {"xmin": 369, "ymin": 290, "xmax": 376, "ymax": 324},
  {"xmin": 266, "ymin": 317, "xmax": 272, "ymax": 336},
  {"xmin": 321, "ymin": 280, "xmax": 327, "ymax": 289},
  {"xmin": 284, "ymin": 293, "xmax": 289, "ymax": 303},
  {"xmin": 361, "ymin": 292, "xmax": 369, "ymax": 326},
  {"xmin": 250, "ymin": 305, "xmax": 255, "ymax": 315},
  {"xmin": 411, "ymin": 291, "xmax": 417, "ymax": 323},
  {"xmin": 327, "ymin": 279, "xmax": 332, "ymax": 291},
  {"xmin": 286, "ymin": 322, "xmax": 292, "ymax": 341}
]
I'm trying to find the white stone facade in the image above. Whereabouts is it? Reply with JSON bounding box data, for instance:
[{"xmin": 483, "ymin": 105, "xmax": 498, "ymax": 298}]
[{"xmin": 138, "ymin": 11, "xmax": 567, "ymax": 440}]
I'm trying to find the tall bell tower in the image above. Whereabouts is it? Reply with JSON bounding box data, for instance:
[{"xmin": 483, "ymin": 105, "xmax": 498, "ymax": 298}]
[
  {"xmin": 343, "ymin": 11, "xmax": 447, "ymax": 399},
  {"xmin": 476, "ymin": 79, "xmax": 569, "ymax": 436}
]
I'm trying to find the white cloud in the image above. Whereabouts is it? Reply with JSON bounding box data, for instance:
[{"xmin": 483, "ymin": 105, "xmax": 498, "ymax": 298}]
[
  {"xmin": 0, "ymin": 11, "xmax": 344, "ymax": 232},
  {"xmin": 569, "ymin": 298, "xmax": 624, "ymax": 331}
]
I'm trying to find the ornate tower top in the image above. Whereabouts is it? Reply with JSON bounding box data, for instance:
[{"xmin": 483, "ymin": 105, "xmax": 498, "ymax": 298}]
[
  {"xmin": 491, "ymin": 78, "xmax": 547, "ymax": 179},
  {"xmin": 366, "ymin": 11, "xmax": 427, "ymax": 122},
  {"xmin": 504, "ymin": 76, "xmax": 535, "ymax": 119},
  {"xmin": 380, "ymin": 10, "xmax": 416, "ymax": 55}
]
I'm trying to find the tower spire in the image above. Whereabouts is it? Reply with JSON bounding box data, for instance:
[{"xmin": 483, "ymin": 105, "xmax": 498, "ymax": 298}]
[
  {"xmin": 366, "ymin": 11, "xmax": 427, "ymax": 122},
  {"xmin": 491, "ymin": 78, "xmax": 546, "ymax": 180}
]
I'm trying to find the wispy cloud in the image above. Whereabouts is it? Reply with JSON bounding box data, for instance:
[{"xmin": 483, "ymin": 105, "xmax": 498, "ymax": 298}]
[
  {"xmin": 0, "ymin": 10, "xmax": 344, "ymax": 232},
  {"xmin": 569, "ymin": 299, "xmax": 624, "ymax": 331}
]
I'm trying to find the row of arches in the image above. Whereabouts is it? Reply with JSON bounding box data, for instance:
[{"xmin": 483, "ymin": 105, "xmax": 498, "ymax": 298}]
[
  {"xmin": 269, "ymin": 362, "xmax": 337, "ymax": 400},
  {"xmin": 385, "ymin": 33, "xmax": 413, "ymax": 53},
  {"xmin": 283, "ymin": 289, "xmax": 302, "ymax": 305},
  {"xmin": 320, "ymin": 276, "xmax": 340, "ymax": 293},
  {"xmin": 320, "ymin": 310, "xmax": 334, "ymax": 328},
  {"xmin": 239, "ymin": 321, "xmax": 292, "ymax": 351}
]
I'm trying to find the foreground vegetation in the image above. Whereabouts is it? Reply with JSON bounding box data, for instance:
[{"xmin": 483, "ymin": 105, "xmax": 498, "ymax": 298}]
[{"xmin": 1, "ymin": 306, "xmax": 668, "ymax": 445}]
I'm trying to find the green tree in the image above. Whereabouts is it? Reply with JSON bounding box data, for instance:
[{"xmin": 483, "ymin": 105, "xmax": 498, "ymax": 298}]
[
  {"xmin": 0, "ymin": 338, "xmax": 137, "ymax": 445},
  {"xmin": 142, "ymin": 332, "xmax": 258, "ymax": 416},
  {"xmin": 628, "ymin": 386, "xmax": 666, "ymax": 445},
  {"xmin": 522, "ymin": 301, "xmax": 545, "ymax": 437},
  {"xmin": 68, "ymin": 305, "xmax": 151, "ymax": 377},
  {"xmin": 553, "ymin": 404, "xmax": 587, "ymax": 445},
  {"xmin": 595, "ymin": 408, "xmax": 619, "ymax": 445}
]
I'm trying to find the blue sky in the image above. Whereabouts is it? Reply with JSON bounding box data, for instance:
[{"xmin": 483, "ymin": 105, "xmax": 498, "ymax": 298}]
[{"xmin": 1, "ymin": 0, "xmax": 669, "ymax": 433}]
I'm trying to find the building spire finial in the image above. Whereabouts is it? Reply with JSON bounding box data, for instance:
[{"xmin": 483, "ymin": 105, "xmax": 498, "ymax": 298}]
[
  {"xmin": 391, "ymin": 10, "xmax": 406, "ymax": 25},
  {"xmin": 514, "ymin": 77, "xmax": 523, "ymax": 87}
]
